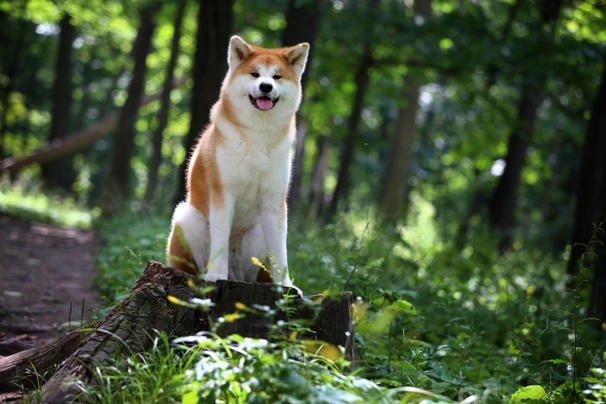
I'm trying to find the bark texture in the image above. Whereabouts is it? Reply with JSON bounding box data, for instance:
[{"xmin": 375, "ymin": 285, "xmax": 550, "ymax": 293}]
[{"xmin": 0, "ymin": 262, "xmax": 356, "ymax": 402}]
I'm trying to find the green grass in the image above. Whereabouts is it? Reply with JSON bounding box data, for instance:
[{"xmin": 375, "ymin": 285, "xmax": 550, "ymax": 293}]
[{"xmin": 94, "ymin": 207, "xmax": 170, "ymax": 309}]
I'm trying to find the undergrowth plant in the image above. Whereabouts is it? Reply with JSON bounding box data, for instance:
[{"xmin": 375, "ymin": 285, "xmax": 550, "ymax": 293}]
[
  {"xmin": 10, "ymin": 190, "xmax": 598, "ymax": 403},
  {"xmin": 76, "ymin": 280, "xmax": 475, "ymax": 404}
]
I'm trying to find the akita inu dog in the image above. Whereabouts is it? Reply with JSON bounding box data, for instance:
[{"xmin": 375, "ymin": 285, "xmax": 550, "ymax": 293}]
[{"xmin": 167, "ymin": 36, "xmax": 309, "ymax": 290}]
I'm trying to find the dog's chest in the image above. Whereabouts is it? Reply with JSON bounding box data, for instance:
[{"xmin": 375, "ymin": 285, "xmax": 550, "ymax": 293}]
[{"xmin": 217, "ymin": 137, "xmax": 290, "ymax": 227}]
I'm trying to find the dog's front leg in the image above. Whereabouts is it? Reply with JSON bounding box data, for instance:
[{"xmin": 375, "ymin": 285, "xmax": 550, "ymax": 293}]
[
  {"xmin": 260, "ymin": 201, "xmax": 293, "ymax": 287},
  {"xmin": 204, "ymin": 195, "xmax": 235, "ymax": 282}
]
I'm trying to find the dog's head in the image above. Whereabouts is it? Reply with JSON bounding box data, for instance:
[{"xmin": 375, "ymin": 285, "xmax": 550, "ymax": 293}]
[{"xmin": 222, "ymin": 36, "xmax": 309, "ymax": 115}]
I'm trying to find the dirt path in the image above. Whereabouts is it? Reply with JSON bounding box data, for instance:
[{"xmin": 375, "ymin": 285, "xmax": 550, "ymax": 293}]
[{"xmin": 0, "ymin": 215, "xmax": 100, "ymax": 355}]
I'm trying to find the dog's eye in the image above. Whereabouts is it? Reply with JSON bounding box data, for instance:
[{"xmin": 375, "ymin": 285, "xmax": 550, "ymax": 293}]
[
  {"xmin": 251, "ymin": 72, "xmax": 260, "ymax": 78},
  {"xmin": 273, "ymin": 75, "xmax": 281, "ymax": 80}
]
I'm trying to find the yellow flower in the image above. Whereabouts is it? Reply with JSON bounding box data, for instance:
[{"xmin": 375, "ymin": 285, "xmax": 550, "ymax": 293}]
[
  {"xmin": 167, "ymin": 295, "xmax": 182, "ymax": 304},
  {"xmin": 224, "ymin": 313, "xmax": 239, "ymax": 323},
  {"xmin": 235, "ymin": 302, "xmax": 247, "ymax": 311},
  {"xmin": 527, "ymin": 286, "xmax": 533, "ymax": 295}
]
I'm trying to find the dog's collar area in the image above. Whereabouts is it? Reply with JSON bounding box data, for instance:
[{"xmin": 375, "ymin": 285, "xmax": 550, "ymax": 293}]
[{"xmin": 249, "ymin": 95, "xmax": 279, "ymax": 111}]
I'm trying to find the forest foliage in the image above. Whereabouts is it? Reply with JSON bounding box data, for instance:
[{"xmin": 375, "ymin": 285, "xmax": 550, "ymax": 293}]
[{"xmin": 1, "ymin": 0, "xmax": 606, "ymax": 402}]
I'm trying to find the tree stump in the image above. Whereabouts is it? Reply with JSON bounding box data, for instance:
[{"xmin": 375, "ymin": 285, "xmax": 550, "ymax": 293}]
[{"xmin": 0, "ymin": 261, "xmax": 356, "ymax": 403}]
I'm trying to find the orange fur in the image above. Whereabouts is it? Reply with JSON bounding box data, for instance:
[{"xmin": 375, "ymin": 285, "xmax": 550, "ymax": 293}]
[{"xmin": 167, "ymin": 224, "xmax": 198, "ymax": 275}]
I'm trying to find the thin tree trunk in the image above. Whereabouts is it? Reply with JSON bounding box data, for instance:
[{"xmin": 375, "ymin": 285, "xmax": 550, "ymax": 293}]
[
  {"xmin": 173, "ymin": 0, "xmax": 233, "ymax": 205},
  {"xmin": 327, "ymin": 48, "xmax": 373, "ymax": 217},
  {"xmin": 327, "ymin": 0, "xmax": 380, "ymax": 218},
  {"xmin": 101, "ymin": 6, "xmax": 157, "ymax": 217},
  {"xmin": 307, "ymin": 134, "xmax": 332, "ymax": 221},
  {"xmin": 40, "ymin": 14, "xmax": 76, "ymax": 190},
  {"xmin": 568, "ymin": 47, "xmax": 606, "ymax": 294},
  {"xmin": 377, "ymin": 81, "xmax": 422, "ymax": 220},
  {"xmin": 487, "ymin": 0, "xmax": 561, "ymax": 250},
  {"xmin": 282, "ymin": 0, "xmax": 322, "ymax": 211},
  {"xmin": 144, "ymin": 0, "xmax": 187, "ymax": 203},
  {"xmin": 488, "ymin": 78, "xmax": 544, "ymax": 249},
  {"xmin": 376, "ymin": 0, "xmax": 430, "ymax": 221}
]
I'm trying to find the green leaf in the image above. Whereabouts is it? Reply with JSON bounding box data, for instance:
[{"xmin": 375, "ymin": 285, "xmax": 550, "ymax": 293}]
[
  {"xmin": 182, "ymin": 389, "xmax": 199, "ymax": 404},
  {"xmin": 509, "ymin": 385, "xmax": 549, "ymax": 403},
  {"xmin": 386, "ymin": 299, "xmax": 417, "ymax": 315},
  {"xmin": 581, "ymin": 377, "xmax": 602, "ymax": 384}
]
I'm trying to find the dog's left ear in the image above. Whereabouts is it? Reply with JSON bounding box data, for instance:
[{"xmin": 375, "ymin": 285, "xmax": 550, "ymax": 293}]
[
  {"xmin": 285, "ymin": 43, "xmax": 310, "ymax": 79},
  {"xmin": 228, "ymin": 36, "xmax": 253, "ymax": 70}
]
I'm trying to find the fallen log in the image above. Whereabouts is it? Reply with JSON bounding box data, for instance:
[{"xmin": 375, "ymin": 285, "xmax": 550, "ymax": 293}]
[
  {"xmin": 0, "ymin": 261, "xmax": 356, "ymax": 403},
  {"xmin": 0, "ymin": 76, "xmax": 189, "ymax": 176}
]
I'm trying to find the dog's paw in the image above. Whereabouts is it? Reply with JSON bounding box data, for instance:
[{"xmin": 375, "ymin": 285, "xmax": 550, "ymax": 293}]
[
  {"xmin": 286, "ymin": 285, "xmax": 304, "ymax": 299},
  {"xmin": 204, "ymin": 272, "xmax": 227, "ymax": 283}
]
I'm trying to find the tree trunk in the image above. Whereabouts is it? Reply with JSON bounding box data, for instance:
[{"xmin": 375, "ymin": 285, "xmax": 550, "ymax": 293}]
[
  {"xmin": 0, "ymin": 261, "xmax": 356, "ymax": 403},
  {"xmin": 488, "ymin": 78, "xmax": 543, "ymax": 249},
  {"xmin": 327, "ymin": 48, "xmax": 373, "ymax": 217},
  {"xmin": 327, "ymin": 0, "xmax": 380, "ymax": 218},
  {"xmin": 377, "ymin": 81, "xmax": 422, "ymax": 220},
  {"xmin": 144, "ymin": 0, "xmax": 187, "ymax": 203},
  {"xmin": 100, "ymin": 6, "xmax": 157, "ymax": 217},
  {"xmin": 376, "ymin": 0, "xmax": 430, "ymax": 221},
  {"xmin": 487, "ymin": 0, "xmax": 561, "ymax": 250},
  {"xmin": 40, "ymin": 14, "xmax": 76, "ymax": 191},
  {"xmin": 282, "ymin": 0, "xmax": 322, "ymax": 211},
  {"xmin": 173, "ymin": 0, "xmax": 233, "ymax": 205},
  {"xmin": 307, "ymin": 134, "xmax": 332, "ymax": 220},
  {"xmin": 0, "ymin": 77, "xmax": 188, "ymax": 177},
  {"xmin": 567, "ymin": 49, "xmax": 606, "ymax": 326}
]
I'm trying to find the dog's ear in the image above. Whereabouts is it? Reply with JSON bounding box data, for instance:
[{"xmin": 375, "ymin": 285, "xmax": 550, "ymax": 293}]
[
  {"xmin": 285, "ymin": 43, "xmax": 310, "ymax": 79},
  {"xmin": 228, "ymin": 36, "xmax": 253, "ymax": 70}
]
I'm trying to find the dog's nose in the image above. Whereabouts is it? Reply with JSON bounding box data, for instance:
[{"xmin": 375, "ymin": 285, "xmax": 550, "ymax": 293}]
[{"xmin": 259, "ymin": 82, "xmax": 273, "ymax": 93}]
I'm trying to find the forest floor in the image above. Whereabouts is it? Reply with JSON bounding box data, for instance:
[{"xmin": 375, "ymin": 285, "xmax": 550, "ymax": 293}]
[{"xmin": 0, "ymin": 215, "xmax": 100, "ymax": 356}]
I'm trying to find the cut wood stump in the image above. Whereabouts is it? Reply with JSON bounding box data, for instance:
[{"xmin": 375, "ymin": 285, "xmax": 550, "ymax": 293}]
[{"xmin": 0, "ymin": 261, "xmax": 356, "ymax": 403}]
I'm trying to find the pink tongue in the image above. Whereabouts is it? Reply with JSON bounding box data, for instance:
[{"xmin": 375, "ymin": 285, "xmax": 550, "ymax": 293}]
[{"xmin": 256, "ymin": 98, "xmax": 273, "ymax": 110}]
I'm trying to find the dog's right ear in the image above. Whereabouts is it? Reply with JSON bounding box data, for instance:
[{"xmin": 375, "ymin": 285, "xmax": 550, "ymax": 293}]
[{"xmin": 228, "ymin": 36, "xmax": 253, "ymax": 70}]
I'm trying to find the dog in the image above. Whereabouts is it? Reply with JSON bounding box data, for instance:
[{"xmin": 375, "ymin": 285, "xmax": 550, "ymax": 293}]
[{"xmin": 167, "ymin": 36, "xmax": 309, "ymax": 291}]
